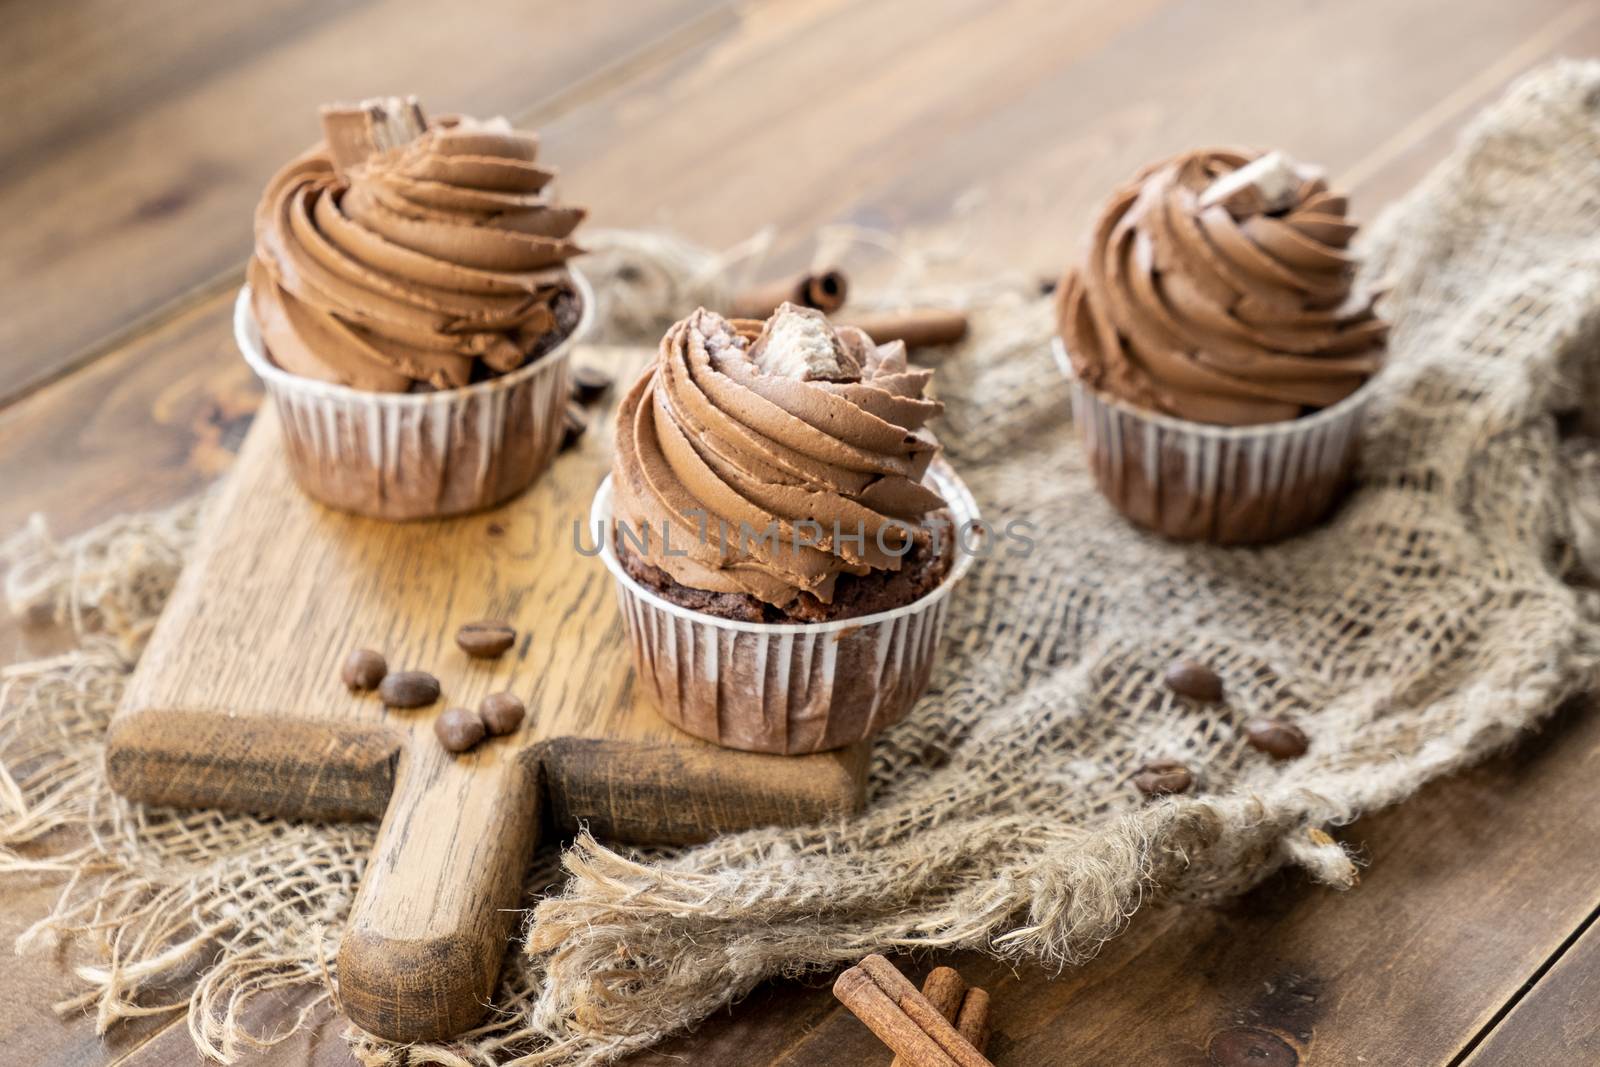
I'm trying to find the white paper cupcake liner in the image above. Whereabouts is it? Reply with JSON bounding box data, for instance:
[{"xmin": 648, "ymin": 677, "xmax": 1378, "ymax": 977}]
[
  {"xmin": 590, "ymin": 462, "xmax": 980, "ymax": 755},
  {"xmin": 1053, "ymin": 336, "xmax": 1372, "ymax": 544},
  {"xmin": 235, "ymin": 270, "xmax": 593, "ymax": 521}
]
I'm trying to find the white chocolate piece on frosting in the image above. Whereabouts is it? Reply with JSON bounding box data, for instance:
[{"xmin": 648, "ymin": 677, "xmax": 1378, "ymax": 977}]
[
  {"xmin": 1199, "ymin": 151, "xmax": 1317, "ymax": 217},
  {"xmin": 368, "ymin": 96, "xmax": 428, "ymax": 152},
  {"xmin": 748, "ymin": 302, "xmax": 862, "ymax": 382}
]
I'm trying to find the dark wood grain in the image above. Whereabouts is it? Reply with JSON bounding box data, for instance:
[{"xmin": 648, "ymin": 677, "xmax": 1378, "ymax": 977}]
[
  {"xmin": 1462, "ymin": 915, "xmax": 1600, "ymax": 1065},
  {"xmin": 541, "ymin": 0, "xmax": 1592, "ymax": 275},
  {"xmin": 0, "ymin": 298, "xmax": 255, "ymax": 546},
  {"xmin": 0, "ymin": 0, "xmax": 738, "ymax": 407},
  {"xmin": 4, "ymin": 0, "xmax": 1599, "ymax": 1063},
  {"xmin": 0, "ymin": 0, "xmax": 352, "ymax": 168}
]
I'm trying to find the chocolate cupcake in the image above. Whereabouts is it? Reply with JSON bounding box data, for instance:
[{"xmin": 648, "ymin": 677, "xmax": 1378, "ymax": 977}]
[
  {"xmin": 238, "ymin": 96, "xmax": 592, "ymax": 520},
  {"xmin": 592, "ymin": 304, "xmax": 979, "ymax": 754},
  {"xmin": 1055, "ymin": 148, "xmax": 1386, "ymax": 544}
]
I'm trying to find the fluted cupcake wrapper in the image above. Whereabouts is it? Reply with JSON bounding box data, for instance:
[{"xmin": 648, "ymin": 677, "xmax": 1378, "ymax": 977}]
[
  {"xmin": 590, "ymin": 461, "xmax": 980, "ymax": 755},
  {"xmin": 1054, "ymin": 337, "xmax": 1372, "ymax": 545},
  {"xmin": 234, "ymin": 271, "xmax": 593, "ymax": 521}
]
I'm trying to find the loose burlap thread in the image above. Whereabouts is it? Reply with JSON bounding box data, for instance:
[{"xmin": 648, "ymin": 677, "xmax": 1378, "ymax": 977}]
[{"xmin": 5, "ymin": 62, "xmax": 1600, "ymax": 1066}]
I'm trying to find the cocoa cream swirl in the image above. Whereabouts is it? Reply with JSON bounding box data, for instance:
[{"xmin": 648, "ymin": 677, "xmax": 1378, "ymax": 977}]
[
  {"xmin": 613, "ymin": 305, "xmax": 948, "ymax": 611},
  {"xmin": 250, "ymin": 112, "xmax": 585, "ymax": 392},
  {"xmin": 1058, "ymin": 148, "xmax": 1386, "ymax": 425}
]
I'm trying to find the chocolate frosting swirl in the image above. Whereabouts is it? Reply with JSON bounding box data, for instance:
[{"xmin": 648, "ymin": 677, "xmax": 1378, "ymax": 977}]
[
  {"xmin": 250, "ymin": 110, "xmax": 585, "ymax": 392},
  {"xmin": 1057, "ymin": 148, "xmax": 1386, "ymax": 425},
  {"xmin": 612, "ymin": 305, "xmax": 948, "ymax": 611}
]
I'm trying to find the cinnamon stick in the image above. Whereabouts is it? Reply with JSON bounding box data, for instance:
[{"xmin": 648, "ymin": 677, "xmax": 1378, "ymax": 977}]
[
  {"xmin": 955, "ymin": 987, "xmax": 992, "ymax": 1053},
  {"xmin": 833, "ymin": 954, "xmax": 993, "ymax": 1067},
  {"xmin": 730, "ymin": 268, "xmax": 849, "ymax": 319},
  {"xmin": 890, "ymin": 968, "xmax": 966, "ymax": 1067},
  {"xmin": 836, "ymin": 307, "xmax": 968, "ymax": 350}
]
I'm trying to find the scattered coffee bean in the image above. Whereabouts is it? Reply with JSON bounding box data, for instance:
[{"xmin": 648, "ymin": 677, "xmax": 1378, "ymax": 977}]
[
  {"xmin": 435, "ymin": 706, "xmax": 486, "ymax": 753},
  {"xmin": 378, "ymin": 670, "xmax": 440, "ymax": 709},
  {"xmin": 1244, "ymin": 717, "xmax": 1309, "ymax": 760},
  {"xmin": 1132, "ymin": 759, "xmax": 1193, "ymax": 797},
  {"xmin": 569, "ymin": 365, "xmax": 613, "ymax": 405},
  {"xmin": 480, "ymin": 691, "xmax": 526, "ymax": 735},
  {"xmin": 456, "ymin": 619, "xmax": 516, "ymax": 659},
  {"xmin": 561, "ymin": 404, "xmax": 588, "ymax": 450},
  {"xmin": 1163, "ymin": 658, "xmax": 1224, "ymax": 703},
  {"xmin": 341, "ymin": 648, "xmax": 387, "ymax": 692}
]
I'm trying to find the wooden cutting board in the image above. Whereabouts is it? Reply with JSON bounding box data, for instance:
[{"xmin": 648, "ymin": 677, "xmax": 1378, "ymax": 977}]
[{"xmin": 106, "ymin": 344, "xmax": 870, "ymax": 1044}]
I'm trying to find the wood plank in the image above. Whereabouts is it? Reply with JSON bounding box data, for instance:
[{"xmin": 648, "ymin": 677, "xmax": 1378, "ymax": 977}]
[
  {"xmin": 541, "ymin": 0, "xmax": 1588, "ymax": 275},
  {"xmin": 0, "ymin": 0, "xmax": 357, "ymax": 170},
  {"xmin": 543, "ymin": 0, "xmax": 1171, "ymax": 252},
  {"xmin": 1461, "ymin": 915, "xmax": 1600, "ymax": 1065},
  {"xmin": 0, "ymin": 0, "xmax": 738, "ymax": 408},
  {"xmin": 626, "ymin": 696, "xmax": 1600, "ymax": 1065},
  {"xmin": 0, "ymin": 297, "xmax": 257, "ymax": 545}
]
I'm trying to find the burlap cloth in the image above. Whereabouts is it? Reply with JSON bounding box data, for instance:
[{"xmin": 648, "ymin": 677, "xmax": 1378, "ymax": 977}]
[{"xmin": 5, "ymin": 62, "xmax": 1600, "ymax": 1066}]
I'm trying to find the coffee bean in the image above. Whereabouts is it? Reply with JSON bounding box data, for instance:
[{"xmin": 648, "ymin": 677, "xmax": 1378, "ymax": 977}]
[
  {"xmin": 456, "ymin": 620, "xmax": 516, "ymax": 659},
  {"xmin": 341, "ymin": 648, "xmax": 387, "ymax": 691},
  {"xmin": 378, "ymin": 670, "xmax": 440, "ymax": 709},
  {"xmin": 1132, "ymin": 759, "xmax": 1193, "ymax": 797},
  {"xmin": 435, "ymin": 707, "xmax": 486, "ymax": 753},
  {"xmin": 569, "ymin": 365, "xmax": 613, "ymax": 405},
  {"xmin": 1164, "ymin": 658, "xmax": 1224, "ymax": 703},
  {"xmin": 1244, "ymin": 717, "xmax": 1309, "ymax": 760},
  {"xmin": 561, "ymin": 404, "xmax": 588, "ymax": 450},
  {"xmin": 480, "ymin": 691, "xmax": 526, "ymax": 735}
]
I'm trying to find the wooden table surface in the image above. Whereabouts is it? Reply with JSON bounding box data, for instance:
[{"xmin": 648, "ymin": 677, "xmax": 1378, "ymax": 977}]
[{"xmin": 4, "ymin": 2, "xmax": 1598, "ymax": 1064}]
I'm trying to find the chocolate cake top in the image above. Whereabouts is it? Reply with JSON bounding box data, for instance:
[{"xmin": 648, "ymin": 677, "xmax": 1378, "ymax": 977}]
[
  {"xmin": 1057, "ymin": 148, "xmax": 1386, "ymax": 426},
  {"xmin": 612, "ymin": 304, "xmax": 948, "ymax": 613},
  {"xmin": 249, "ymin": 96, "xmax": 585, "ymax": 392}
]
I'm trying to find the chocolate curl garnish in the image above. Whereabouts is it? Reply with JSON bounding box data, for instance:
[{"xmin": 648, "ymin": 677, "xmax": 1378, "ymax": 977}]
[
  {"xmin": 889, "ymin": 967, "xmax": 991, "ymax": 1067},
  {"xmin": 321, "ymin": 95, "xmax": 428, "ymax": 175},
  {"xmin": 833, "ymin": 954, "xmax": 993, "ymax": 1067},
  {"xmin": 729, "ymin": 268, "xmax": 849, "ymax": 319},
  {"xmin": 837, "ymin": 307, "xmax": 969, "ymax": 350}
]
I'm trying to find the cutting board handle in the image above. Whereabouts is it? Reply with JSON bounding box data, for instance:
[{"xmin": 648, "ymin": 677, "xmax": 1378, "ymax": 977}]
[{"xmin": 336, "ymin": 740, "xmax": 542, "ymax": 1041}]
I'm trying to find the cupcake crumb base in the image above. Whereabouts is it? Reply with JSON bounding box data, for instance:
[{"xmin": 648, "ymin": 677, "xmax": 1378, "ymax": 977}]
[{"xmin": 616, "ymin": 513, "xmax": 955, "ymax": 624}]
